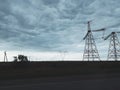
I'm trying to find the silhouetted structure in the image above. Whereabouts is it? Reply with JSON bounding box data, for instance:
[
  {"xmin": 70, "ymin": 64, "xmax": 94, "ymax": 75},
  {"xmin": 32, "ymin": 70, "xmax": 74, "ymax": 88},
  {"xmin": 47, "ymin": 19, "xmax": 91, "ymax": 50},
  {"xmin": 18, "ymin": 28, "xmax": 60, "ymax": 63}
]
[
  {"xmin": 13, "ymin": 56, "xmax": 18, "ymax": 62},
  {"xmin": 13, "ymin": 55, "xmax": 29, "ymax": 62},
  {"xmin": 104, "ymin": 32, "xmax": 120, "ymax": 61},
  {"xmin": 4, "ymin": 51, "xmax": 8, "ymax": 62},
  {"xmin": 83, "ymin": 21, "xmax": 105, "ymax": 61}
]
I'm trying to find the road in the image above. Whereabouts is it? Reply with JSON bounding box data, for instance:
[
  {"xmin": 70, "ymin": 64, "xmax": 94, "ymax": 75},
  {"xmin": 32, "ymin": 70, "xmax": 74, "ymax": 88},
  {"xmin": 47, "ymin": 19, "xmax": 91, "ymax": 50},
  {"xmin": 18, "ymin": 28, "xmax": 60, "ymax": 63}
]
[{"xmin": 0, "ymin": 75, "xmax": 120, "ymax": 90}]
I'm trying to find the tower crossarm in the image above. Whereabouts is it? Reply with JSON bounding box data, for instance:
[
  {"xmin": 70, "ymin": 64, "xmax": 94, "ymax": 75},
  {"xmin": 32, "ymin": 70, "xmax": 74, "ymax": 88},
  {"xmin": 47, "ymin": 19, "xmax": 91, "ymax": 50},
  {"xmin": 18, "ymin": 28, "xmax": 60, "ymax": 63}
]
[
  {"xmin": 83, "ymin": 32, "xmax": 89, "ymax": 40},
  {"xmin": 92, "ymin": 28, "xmax": 105, "ymax": 32},
  {"xmin": 104, "ymin": 33, "xmax": 112, "ymax": 40},
  {"xmin": 116, "ymin": 31, "xmax": 120, "ymax": 34}
]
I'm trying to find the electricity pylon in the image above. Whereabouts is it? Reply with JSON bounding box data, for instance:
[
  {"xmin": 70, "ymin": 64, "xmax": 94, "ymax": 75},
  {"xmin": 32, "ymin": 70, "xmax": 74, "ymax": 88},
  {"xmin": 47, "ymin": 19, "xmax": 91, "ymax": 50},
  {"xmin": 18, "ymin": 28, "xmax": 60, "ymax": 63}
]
[
  {"xmin": 4, "ymin": 51, "xmax": 8, "ymax": 62},
  {"xmin": 83, "ymin": 21, "xmax": 105, "ymax": 61},
  {"xmin": 104, "ymin": 32, "xmax": 120, "ymax": 61}
]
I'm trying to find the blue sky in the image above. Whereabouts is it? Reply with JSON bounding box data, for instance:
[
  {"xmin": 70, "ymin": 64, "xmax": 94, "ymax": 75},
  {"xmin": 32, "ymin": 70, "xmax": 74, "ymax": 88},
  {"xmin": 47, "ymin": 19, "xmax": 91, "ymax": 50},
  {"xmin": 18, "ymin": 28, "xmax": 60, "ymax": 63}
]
[{"xmin": 0, "ymin": 0, "xmax": 120, "ymax": 61}]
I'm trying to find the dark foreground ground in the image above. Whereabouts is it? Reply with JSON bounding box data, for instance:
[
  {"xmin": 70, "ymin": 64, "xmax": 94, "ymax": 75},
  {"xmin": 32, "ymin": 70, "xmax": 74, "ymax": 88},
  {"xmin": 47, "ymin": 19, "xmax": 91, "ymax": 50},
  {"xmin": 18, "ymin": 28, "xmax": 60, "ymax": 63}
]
[
  {"xmin": 0, "ymin": 61, "xmax": 120, "ymax": 90},
  {"xmin": 0, "ymin": 74, "xmax": 120, "ymax": 90}
]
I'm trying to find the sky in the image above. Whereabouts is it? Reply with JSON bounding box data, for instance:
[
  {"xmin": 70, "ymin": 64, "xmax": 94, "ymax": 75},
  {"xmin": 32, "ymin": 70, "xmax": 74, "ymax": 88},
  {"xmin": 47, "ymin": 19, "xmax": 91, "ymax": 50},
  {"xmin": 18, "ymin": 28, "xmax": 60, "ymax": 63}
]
[{"xmin": 0, "ymin": 0, "xmax": 120, "ymax": 61}]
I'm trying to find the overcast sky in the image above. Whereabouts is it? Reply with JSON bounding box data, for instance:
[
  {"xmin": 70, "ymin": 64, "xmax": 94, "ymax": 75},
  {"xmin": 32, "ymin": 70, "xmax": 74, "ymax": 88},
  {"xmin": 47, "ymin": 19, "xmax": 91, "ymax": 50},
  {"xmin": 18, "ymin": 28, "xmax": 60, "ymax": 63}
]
[{"xmin": 0, "ymin": 0, "xmax": 120, "ymax": 61}]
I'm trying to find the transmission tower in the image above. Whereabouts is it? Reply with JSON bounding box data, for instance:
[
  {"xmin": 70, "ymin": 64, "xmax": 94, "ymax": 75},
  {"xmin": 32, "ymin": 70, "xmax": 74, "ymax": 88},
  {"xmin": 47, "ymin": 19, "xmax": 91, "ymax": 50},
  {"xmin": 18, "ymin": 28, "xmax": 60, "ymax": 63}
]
[
  {"xmin": 59, "ymin": 51, "xmax": 67, "ymax": 61},
  {"xmin": 4, "ymin": 51, "xmax": 8, "ymax": 62},
  {"xmin": 104, "ymin": 32, "xmax": 120, "ymax": 61},
  {"xmin": 83, "ymin": 21, "xmax": 105, "ymax": 61}
]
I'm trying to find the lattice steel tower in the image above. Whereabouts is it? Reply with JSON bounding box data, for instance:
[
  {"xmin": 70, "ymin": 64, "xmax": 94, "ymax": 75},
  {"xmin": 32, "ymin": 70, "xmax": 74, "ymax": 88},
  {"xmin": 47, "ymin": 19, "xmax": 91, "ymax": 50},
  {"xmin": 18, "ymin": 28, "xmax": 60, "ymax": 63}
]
[
  {"xmin": 104, "ymin": 32, "xmax": 120, "ymax": 61},
  {"xmin": 4, "ymin": 51, "xmax": 8, "ymax": 62},
  {"xmin": 83, "ymin": 21, "xmax": 104, "ymax": 61}
]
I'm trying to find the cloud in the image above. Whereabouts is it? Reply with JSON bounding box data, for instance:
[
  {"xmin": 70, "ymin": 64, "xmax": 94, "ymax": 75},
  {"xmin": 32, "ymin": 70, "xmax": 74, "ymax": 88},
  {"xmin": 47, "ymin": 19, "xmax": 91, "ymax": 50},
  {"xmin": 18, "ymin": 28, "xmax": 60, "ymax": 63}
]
[{"xmin": 0, "ymin": 0, "xmax": 119, "ymax": 61}]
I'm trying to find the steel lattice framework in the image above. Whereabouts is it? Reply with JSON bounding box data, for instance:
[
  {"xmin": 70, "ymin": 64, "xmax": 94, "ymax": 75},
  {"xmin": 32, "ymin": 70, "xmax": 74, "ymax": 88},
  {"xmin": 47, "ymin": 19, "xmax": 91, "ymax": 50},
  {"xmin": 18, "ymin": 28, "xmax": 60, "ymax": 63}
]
[
  {"xmin": 104, "ymin": 32, "xmax": 120, "ymax": 61},
  {"xmin": 83, "ymin": 31, "xmax": 100, "ymax": 61},
  {"xmin": 83, "ymin": 21, "xmax": 102, "ymax": 61}
]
